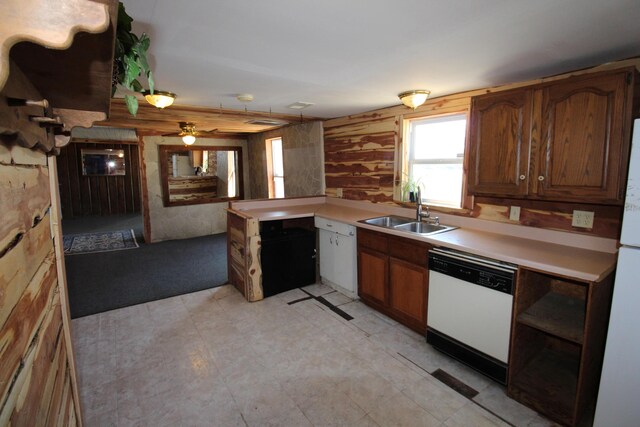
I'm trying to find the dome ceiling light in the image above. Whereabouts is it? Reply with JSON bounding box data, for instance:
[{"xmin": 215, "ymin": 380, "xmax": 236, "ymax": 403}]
[
  {"xmin": 398, "ymin": 90, "xmax": 431, "ymax": 109},
  {"xmin": 143, "ymin": 90, "xmax": 176, "ymax": 109}
]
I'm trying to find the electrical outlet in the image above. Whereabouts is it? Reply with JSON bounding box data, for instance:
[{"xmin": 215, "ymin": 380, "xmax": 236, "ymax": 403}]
[
  {"xmin": 572, "ymin": 210, "xmax": 595, "ymax": 228},
  {"xmin": 336, "ymin": 188, "xmax": 343, "ymax": 198},
  {"xmin": 509, "ymin": 206, "xmax": 521, "ymax": 221}
]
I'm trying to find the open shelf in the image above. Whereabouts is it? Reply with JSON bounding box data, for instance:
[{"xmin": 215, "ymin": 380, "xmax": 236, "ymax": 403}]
[
  {"xmin": 510, "ymin": 346, "xmax": 579, "ymax": 425},
  {"xmin": 517, "ymin": 292, "xmax": 585, "ymax": 344},
  {"xmin": 509, "ymin": 268, "xmax": 614, "ymax": 426}
]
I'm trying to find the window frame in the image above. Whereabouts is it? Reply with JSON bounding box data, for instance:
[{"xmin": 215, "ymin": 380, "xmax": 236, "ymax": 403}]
[
  {"xmin": 400, "ymin": 111, "xmax": 471, "ymax": 210},
  {"xmin": 266, "ymin": 137, "xmax": 285, "ymax": 198}
]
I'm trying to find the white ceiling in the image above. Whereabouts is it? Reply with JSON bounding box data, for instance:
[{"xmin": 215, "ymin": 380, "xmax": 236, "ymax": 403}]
[{"xmin": 125, "ymin": 0, "xmax": 640, "ymax": 119}]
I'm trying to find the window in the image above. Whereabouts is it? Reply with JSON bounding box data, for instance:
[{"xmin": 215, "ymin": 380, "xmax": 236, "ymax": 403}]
[
  {"xmin": 266, "ymin": 137, "xmax": 285, "ymax": 198},
  {"xmin": 405, "ymin": 113, "xmax": 467, "ymax": 208}
]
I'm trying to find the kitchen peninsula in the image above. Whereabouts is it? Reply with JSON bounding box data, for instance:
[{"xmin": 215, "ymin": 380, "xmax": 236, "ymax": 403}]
[
  {"xmin": 226, "ymin": 195, "xmax": 617, "ymax": 425},
  {"xmin": 227, "ymin": 196, "xmax": 616, "ymax": 303}
]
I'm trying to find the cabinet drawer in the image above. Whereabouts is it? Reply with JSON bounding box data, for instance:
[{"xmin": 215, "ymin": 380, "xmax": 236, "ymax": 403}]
[
  {"xmin": 389, "ymin": 236, "xmax": 430, "ymax": 266},
  {"xmin": 314, "ymin": 216, "xmax": 355, "ymax": 236},
  {"xmin": 357, "ymin": 228, "xmax": 388, "ymax": 252}
]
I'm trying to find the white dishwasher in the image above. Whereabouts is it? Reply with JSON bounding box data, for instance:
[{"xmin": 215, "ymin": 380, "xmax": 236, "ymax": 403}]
[
  {"xmin": 314, "ymin": 217, "xmax": 357, "ymax": 298},
  {"xmin": 427, "ymin": 247, "xmax": 517, "ymax": 384}
]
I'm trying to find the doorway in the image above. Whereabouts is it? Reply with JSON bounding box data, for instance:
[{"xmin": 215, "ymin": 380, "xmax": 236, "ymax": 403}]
[{"xmin": 56, "ymin": 141, "xmax": 143, "ymax": 240}]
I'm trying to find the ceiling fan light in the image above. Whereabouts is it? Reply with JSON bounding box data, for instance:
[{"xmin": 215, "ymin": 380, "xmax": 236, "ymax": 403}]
[
  {"xmin": 182, "ymin": 134, "xmax": 196, "ymax": 145},
  {"xmin": 143, "ymin": 90, "xmax": 176, "ymax": 109},
  {"xmin": 398, "ymin": 90, "xmax": 430, "ymax": 109}
]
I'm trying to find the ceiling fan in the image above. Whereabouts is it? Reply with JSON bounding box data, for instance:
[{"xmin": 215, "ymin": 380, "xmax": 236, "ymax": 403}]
[{"xmin": 162, "ymin": 121, "xmax": 219, "ymax": 145}]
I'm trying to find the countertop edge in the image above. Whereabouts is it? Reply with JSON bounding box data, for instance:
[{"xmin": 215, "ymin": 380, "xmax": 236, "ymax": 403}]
[{"xmin": 228, "ymin": 202, "xmax": 617, "ymax": 283}]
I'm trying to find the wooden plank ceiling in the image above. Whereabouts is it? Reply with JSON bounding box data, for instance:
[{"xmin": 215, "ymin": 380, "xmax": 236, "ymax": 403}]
[{"xmin": 97, "ymin": 98, "xmax": 320, "ymax": 136}]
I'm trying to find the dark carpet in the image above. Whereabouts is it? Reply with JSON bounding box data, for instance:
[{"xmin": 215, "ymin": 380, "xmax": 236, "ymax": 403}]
[{"xmin": 65, "ymin": 232, "xmax": 228, "ymax": 318}]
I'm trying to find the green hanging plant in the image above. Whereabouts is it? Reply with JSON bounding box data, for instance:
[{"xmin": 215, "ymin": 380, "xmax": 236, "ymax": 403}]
[{"xmin": 112, "ymin": 2, "xmax": 154, "ymax": 116}]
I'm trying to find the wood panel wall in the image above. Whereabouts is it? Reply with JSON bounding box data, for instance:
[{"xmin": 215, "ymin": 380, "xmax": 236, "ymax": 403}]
[
  {"xmin": 324, "ymin": 59, "xmax": 640, "ymax": 238},
  {"xmin": 324, "ymin": 116, "xmax": 397, "ymax": 202},
  {"xmin": 1, "ymin": 143, "xmax": 80, "ymax": 425},
  {"xmin": 57, "ymin": 141, "xmax": 141, "ymax": 218},
  {"xmin": 227, "ymin": 209, "xmax": 262, "ymax": 301}
]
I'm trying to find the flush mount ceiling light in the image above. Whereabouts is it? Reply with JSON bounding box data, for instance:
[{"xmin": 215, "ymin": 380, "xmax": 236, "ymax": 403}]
[
  {"xmin": 143, "ymin": 90, "xmax": 176, "ymax": 109},
  {"xmin": 236, "ymin": 93, "xmax": 254, "ymax": 102},
  {"xmin": 398, "ymin": 90, "xmax": 431, "ymax": 109},
  {"xmin": 287, "ymin": 101, "xmax": 314, "ymax": 110}
]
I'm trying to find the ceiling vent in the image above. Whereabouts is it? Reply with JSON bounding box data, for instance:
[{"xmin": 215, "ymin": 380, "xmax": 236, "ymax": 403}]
[
  {"xmin": 245, "ymin": 118, "xmax": 289, "ymax": 126},
  {"xmin": 287, "ymin": 101, "xmax": 314, "ymax": 110}
]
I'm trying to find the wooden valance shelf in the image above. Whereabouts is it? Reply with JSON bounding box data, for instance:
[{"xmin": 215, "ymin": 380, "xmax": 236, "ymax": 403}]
[{"xmin": 0, "ymin": 0, "xmax": 116, "ymax": 114}]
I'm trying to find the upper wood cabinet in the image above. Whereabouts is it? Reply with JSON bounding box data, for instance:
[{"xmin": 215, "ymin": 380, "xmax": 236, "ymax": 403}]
[
  {"xmin": 468, "ymin": 89, "xmax": 533, "ymax": 196},
  {"xmin": 536, "ymin": 72, "xmax": 630, "ymax": 202},
  {"xmin": 468, "ymin": 68, "xmax": 637, "ymax": 204}
]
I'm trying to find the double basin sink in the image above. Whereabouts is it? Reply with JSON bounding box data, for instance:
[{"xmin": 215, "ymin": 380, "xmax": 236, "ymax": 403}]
[{"xmin": 359, "ymin": 215, "xmax": 457, "ymax": 236}]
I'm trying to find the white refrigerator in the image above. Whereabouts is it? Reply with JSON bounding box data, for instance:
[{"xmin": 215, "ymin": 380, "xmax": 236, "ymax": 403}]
[{"xmin": 594, "ymin": 119, "xmax": 640, "ymax": 426}]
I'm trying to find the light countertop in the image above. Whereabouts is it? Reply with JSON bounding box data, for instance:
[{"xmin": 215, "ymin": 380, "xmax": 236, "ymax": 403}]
[{"xmin": 231, "ymin": 199, "xmax": 617, "ymax": 282}]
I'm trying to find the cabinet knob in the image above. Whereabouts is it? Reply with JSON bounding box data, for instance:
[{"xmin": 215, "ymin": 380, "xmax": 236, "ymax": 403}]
[
  {"xmin": 519, "ymin": 174, "xmax": 526, "ymax": 181},
  {"xmin": 538, "ymin": 176, "xmax": 545, "ymax": 181}
]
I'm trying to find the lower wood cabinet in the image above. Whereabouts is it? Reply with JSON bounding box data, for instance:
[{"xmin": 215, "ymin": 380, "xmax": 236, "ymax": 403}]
[
  {"xmin": 358, "ymin": 247, "xmax": 387, "ymax": 306},
  {"xmin": 508, "ymin": 268, "xmax": 614, "ymax": 426},
  {"xmin": 357, "ymin": 227, "xmax": 430, "ymax": 334},
  {"xmin": 389, "ymin": 258, "xmax": 428, "ymax": 328}
]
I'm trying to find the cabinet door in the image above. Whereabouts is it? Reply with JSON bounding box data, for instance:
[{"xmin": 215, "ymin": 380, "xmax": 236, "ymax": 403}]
[
  {"xmin": 389, "ymin": 257, "xmax": 428, "ymax": 333},
  {"xmin": 318, "ymin": 229, "xmax": 336, "ymax": 284},
  {"xmin": 333, "ymin": 232, "xmax": 357, "ymax": 294},
  {"xmin": 358, "ymin": 247, "xmax": 387, "ymax": 307},
  {"xmin": 468, "ymin": 88, "xmax": 532, "ymax": 196},
  {"xmin": 536, "ymin": 71, "xmax": 631, "ymax": 203}
]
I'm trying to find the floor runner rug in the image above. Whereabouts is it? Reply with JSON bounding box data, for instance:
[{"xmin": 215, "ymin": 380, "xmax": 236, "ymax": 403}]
[{"xmin": 63, "ymin": 229, "xmax": 139, "ymax": 255}]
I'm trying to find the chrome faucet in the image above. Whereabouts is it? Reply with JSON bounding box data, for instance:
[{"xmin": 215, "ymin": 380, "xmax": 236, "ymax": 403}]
[
  {"xmin": 416, "ymin": 187, "xmax": 440, "ymax": 225},
  {"xmin": 416, "ymin": 187, "xmax": 429, "ymax": 220}
]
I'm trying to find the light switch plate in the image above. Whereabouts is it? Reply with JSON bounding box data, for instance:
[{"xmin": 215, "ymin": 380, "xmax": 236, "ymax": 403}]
[
  {"xmin": 509, "ymin": 206, "xmax": 521, "ymax": 221},
  {"xmin": 572, "ymin": 210, "xmax": 595, "ymax": 228}
]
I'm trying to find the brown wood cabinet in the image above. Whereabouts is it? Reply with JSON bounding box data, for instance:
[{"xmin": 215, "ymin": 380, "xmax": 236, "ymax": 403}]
[
  {"xmin": 508, "ymin": 268, "xmax": 613, "ymax": 426},
  {"xmin": 468, "ymin": 88, "xmax": 533, "ymax": 196},
  {"xmin": 468, "ymin": 68, "xmax": 637, "ymax": 204},
  {"xmin": 358, "ymin": 247, "xmax": 388, "ymax": 306},
  {"xmin": 357, "ymin": 227, "xmax": 430, "ymax": 334}
]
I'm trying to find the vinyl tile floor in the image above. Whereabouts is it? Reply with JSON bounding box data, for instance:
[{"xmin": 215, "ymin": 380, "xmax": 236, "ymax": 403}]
[{"xmin": 73, "ymin": 283, "xmax": 556, "ymax": 427}]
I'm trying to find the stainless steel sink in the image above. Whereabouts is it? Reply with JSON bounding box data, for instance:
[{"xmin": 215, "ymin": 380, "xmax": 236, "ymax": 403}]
[
  {"xmin": 361, "ymin": 215, "xmax": 413, "ymax": 228},
  {"xmin": 359, "ymin": 215, "xmax": 457, "ymax": 236},
  {"xmin": 393, "ymin": 222, "xmax": 457, "ymax": 236}
]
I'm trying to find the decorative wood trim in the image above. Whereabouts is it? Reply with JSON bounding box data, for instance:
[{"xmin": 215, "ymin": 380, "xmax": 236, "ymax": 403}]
[
  {"xmin": 138, "ymin": 136, "xmax": 152, "ymax": 243},
  {"xmin": 0, "ymin": 0, "xmax": 111, "ymax": 92},
  {"xmin": 48, "ymin": 155, "xmax": 83, "ymax": 425},
  {"xmin": 245, "ymin": 218, "xmax": 262, "ymax": 302},
  {"xmin": 99, "ymin": 98, "xmax": 320, "ymax": 136},
  {"xmin": 53, "ymin": 108, "xmax": 108, "ymax": 136}
]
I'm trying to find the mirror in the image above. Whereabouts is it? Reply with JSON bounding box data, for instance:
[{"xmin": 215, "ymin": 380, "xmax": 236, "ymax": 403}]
[
  {"xmin": 158, "ymin": 145, "xmax": 244, "ymax": 207},
  {"xmin": 81, "ymin": 148, "xmax": 126, "ymax": 176}
]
